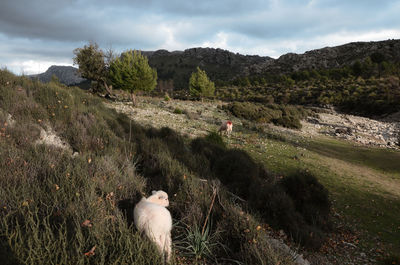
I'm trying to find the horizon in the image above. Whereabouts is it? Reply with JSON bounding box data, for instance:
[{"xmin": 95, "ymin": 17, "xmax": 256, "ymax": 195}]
[{"xmin": 1, "ymin": 0, "xmax": 400, "ymax": 75}]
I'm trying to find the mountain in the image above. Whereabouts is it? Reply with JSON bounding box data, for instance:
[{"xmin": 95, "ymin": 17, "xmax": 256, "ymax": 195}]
[
  {"xmin": 144, "ymin": 39, "xmax": 400, "ymax": 88},
  {"xmin": 30, "ymin": 65, "xmax": 86, "ymax": 86},
  {"xmin": 36, "ymin": 39, "xmax": 400, "ymax": 88},
  {"xmin": 269, "ymin": 39, "xmax": 400, "ymax": 73},
  {"xmin": 143, "ymin": 47, "xmax": 273, "ymax": 89}
]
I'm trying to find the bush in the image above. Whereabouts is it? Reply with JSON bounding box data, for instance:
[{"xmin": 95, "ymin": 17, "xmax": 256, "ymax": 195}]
[
  {"xmin": 213, "ymin": 149, "xmax": 259, "ymax": 199},
  {"xmin": 173, "ymin": 107, "xmax": 184, "ymax": 114},
  {"xmin": 224, "ymin": 102, "xmax": 307, "ymax": 129},
  {"xmin": 280, "ymin": 171, "xmax": 331, "ymax": 228}
]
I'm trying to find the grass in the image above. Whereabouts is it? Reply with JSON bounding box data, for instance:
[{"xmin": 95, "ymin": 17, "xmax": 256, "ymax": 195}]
[
  {"xmin": 107, "ymin": 92, "xmax": 400, "ymax": 261},
  {"xmin": 303, "ymin": 137, "xmax": 400, "ymax": 175},
  {"xmin": 234, "ymin": 130, "xmax": 400, "ymax": 259},
  {"xmin": 0, "ymin": 69, "xmax": 297, "ymax": 264},
  {"xmin": 3, "ymin": 67, "xmax": 399, "ymax": 263}
]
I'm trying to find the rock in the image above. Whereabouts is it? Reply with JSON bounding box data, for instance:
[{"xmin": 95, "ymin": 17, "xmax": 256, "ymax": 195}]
[
  {"xmin": 268, "ymin": 238, "xmax": 310, "ymax": 265},
  {"xmin": 6, "ymin": 113, "xmax": 16, "ymax": 127},
  {"xmin": 35, "ymin": 126, "xmax": 73, "ymax": 154},
  {"xmin": 29, "ymin": 65, "xmax": 86, "ymax": 86},
  {"xmin": 307, "ymin": 117, "xmax": 320, "ymax": 124},
  {"xmin": 335, "ymin": 127, "xmax": 349, "ymax": 134}
]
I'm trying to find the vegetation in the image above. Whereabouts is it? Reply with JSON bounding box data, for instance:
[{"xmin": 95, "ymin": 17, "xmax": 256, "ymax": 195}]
[
  {"xmin": 189, "ymin": 67, "xmax": 215, "ymax": 99},
  {"xmin": 109, "ymin": 50, "xmax": 157, "ymax": 105},
  {"xmin": 214, "ymin": 56, "xmax": 400, "ymax": 117},
  {"xmin": 73, "ymin": 42, "xmax": 112, "ymax": 94},
  {"xmin": 223, "ymin": 102, "xmax": 311, "ymax": 129},
  {"xmin": 2, "ymin": 63, "xmax": 400, "ymax": 263},
  {"xmin": 0, "ymin": 69, "xmax": 307, "ymax": 264}
]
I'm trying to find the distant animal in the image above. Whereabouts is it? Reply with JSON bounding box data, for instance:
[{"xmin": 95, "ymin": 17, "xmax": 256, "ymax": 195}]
[
  {"xmin": 134, "ymin": 190, "xmax": 172, "ymax": 263},
  {"xmin": 219, "ymin": 120, "xmax": 233, "ymax": 136}
]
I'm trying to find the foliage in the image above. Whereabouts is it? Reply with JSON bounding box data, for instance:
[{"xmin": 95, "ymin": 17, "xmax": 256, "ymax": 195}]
[
  {"xmin": 213, "ymin": 149, "xmax": 260, "ymax": 198},
  {"xmin": 214, "ymin": 55, "xmax": 400, "ymax": 117},
  {"xmin": 189, "ymin": 67, "xmax": 215, "ymax": 98},
  {"xmin": 109, "ymin": 50, "xmax": 157, "ymax": 95},
  {"xmin": 73, "ymin": 42, "xmax": 109, "ymax": 93},
  {"xmin": 174, "ymin": 222, "xmax": 224, "ymax": 263},
  {"xmin": 224, "ymin": 102, "xmax": 309, "ymax": 129}
]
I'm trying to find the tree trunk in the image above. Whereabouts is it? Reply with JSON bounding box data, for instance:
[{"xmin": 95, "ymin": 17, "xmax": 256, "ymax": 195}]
[{"xmin": 102, "ymin": 79, "xmax": 113, "ymax": 96}]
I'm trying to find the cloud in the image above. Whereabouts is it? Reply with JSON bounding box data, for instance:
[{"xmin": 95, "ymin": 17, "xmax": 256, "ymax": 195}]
[{"xmin": 0, "ymin": 0, "xmax": 399, "ymax": 74}]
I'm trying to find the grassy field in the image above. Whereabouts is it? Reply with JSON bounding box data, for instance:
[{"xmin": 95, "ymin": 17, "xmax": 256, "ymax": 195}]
[{"xmin": 232, "ymin": 130, "xmax": 400, "ymax": 261}]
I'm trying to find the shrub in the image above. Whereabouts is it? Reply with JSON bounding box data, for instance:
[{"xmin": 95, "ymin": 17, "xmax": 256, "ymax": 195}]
[
  {"xmin": 173, "ymin": 107, "xmax": 184, "ymax": 114},
  {"xmin": 280, "ymin": 171, "xmax": 331, "ymax": 228},
  {"xmin": 204, "ymin": 131, "xmax": 226, "ymax": 149},
  {"xmin": 213, "ymin": 149, "xmax": 259, "ymax": 199},
  {"xmin": 224, "ymin": 102, "xmax": 307, "ymax": 129}
]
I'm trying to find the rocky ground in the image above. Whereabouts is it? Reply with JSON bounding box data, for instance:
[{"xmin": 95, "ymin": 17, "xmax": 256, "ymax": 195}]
[
  {"xmin": 303, "ymin": 108, "xmax": 399, "ymax": 149},
  {"xmin": 106, "ymin": 97, "xmax": 399, "ymax": 151}
]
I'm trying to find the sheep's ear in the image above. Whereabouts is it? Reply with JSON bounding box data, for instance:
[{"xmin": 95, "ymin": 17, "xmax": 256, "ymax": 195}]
[{"xmin": 152, "ymin": 190, "xmax": 157, "ymax": 195}]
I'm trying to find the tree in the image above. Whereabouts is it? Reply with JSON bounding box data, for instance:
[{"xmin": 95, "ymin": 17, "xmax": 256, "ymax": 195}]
[
  {"xmin": 73, "ymin": 42, "xmax": 112, "ymax": 95},
  {"xmin": 189, "ymin": 67, "xmax": 215, "ymax": 99},
  {"xmin": 109, "ymin": 50, "xmax": 157, "ymax": 105}
]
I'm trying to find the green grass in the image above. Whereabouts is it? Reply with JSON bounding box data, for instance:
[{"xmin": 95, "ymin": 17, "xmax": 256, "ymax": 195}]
[
  {"xmin": 231, "ymin": 130, "xmax": 400, "ymax": 257},
  {"xmin": 303, "ymin": 137, "xmax": 400, "ymax": 175}
]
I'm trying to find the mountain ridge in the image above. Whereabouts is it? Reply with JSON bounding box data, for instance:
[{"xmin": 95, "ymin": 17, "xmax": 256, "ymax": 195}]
[{"xmin": 35, "ymin": 39, "xmax": 400, "ymax": 88}]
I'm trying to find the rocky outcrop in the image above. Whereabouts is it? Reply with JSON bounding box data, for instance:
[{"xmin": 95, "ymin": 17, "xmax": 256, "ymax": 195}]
[
  {"xmin": 30, "ymin": 65, "xmax": 86, "ymax": 86},
  {"xmin": 269, "ymin": 39, "xmax": 400, "ymax": 74},
  {"xmin": 302, "ymin": 108, "xmax": 400, "ymax": 149}
]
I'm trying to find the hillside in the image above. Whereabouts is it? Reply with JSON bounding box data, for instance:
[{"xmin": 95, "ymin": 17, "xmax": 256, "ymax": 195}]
[
  {"xmin": 143, "ymin": 47, "xmax": 272, "ymax": 89},
  {"xmin": 2, "ymin": 68, "xmax": 400, "ymax": 264},
  {"xmin": 1, "ymin": 69, "xmax": 318, "ymax": 265}
]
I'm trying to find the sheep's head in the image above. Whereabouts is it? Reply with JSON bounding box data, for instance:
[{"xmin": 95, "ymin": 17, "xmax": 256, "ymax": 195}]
[{"xmin": 147, "ymin": 190, "xmax": 169, "ymax": 207}]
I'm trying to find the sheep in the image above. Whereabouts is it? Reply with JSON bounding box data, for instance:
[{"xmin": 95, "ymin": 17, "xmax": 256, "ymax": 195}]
[
  {"xmin": 218, "ymin": 120, "xmax": 233, "ymax": 136},
  {"xmin": 134, "ymin": 190, "xmax": 172, "ymax": 263}
]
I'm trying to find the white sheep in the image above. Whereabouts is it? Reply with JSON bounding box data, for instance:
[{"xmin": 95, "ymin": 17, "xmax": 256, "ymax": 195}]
[
  {"xmin": 218, "ymin": 120, "xmax": 233, "ymax": 136},
  {"xmin": 134, "ymin": 190, "xmax": 172, "ymax": 262}
]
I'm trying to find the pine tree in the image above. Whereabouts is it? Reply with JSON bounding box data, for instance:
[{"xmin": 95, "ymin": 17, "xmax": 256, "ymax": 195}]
[
  {"xmin": 189, "ymin": 67, "xmax": 215, "ymax": 99},
  {"xmin": 109, "ymin": 50, "xmax": 157, "ymax": 104}
]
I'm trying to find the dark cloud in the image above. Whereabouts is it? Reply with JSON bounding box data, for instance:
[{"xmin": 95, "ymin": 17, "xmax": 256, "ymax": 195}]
[{"xmin": 0, "ymin": 0, "xmax": 399, "ymax": 74}]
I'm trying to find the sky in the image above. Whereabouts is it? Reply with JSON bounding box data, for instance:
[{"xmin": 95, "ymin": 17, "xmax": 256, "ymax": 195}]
[{"xmin": 1, "ymin": 0, "xmax": 400, "ymax": 75}]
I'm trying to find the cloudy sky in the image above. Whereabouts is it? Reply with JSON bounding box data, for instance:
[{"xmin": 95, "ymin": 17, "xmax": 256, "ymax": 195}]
[{"xmin": 1, "ymin": 0, "xmax": 400, "ymax": 75}]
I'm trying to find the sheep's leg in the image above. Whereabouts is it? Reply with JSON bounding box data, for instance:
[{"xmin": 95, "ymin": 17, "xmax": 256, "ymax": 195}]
[
  {"xmin": 165, "ymin": 233, "xmax": 172, "ymax": 262},
  {"xmin": 156, "ymin": 234, "xmax": 168, "ymax": 263}
]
